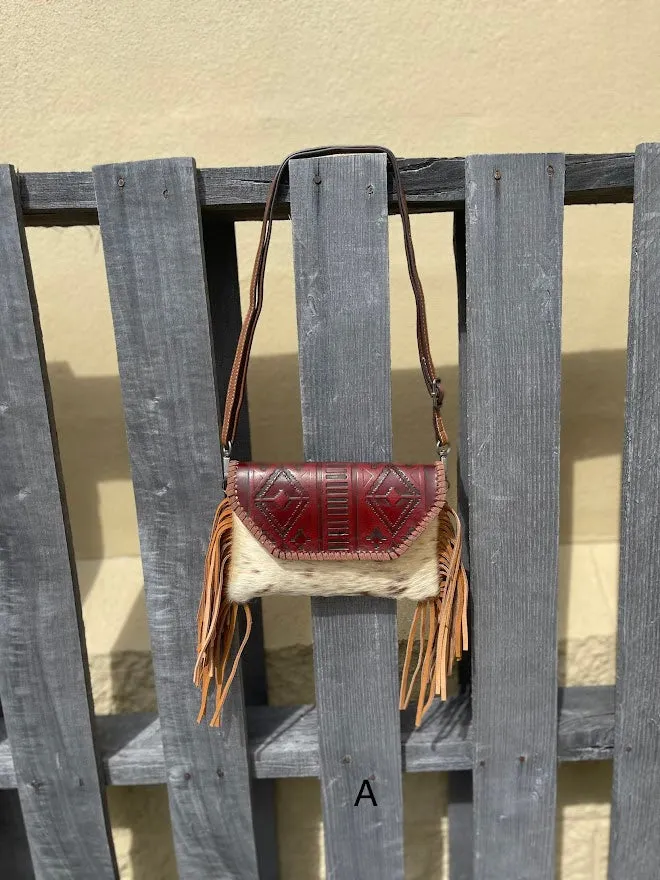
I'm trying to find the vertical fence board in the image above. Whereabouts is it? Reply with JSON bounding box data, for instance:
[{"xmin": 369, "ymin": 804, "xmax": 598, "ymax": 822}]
[
  {"xmin": 93, "ymin": 159, "xmax": 259, "ymax": 879},
  {"xmin": 464, "ymin": 154, "xmax": 564, "ymax": 879},
  {"xmin": 202, "ymin": 214, "xmax": 279, "ymax": 879},
  {"xmin": 609, "ymin": 142, "xmax": 660, "ymax": 880},
  {"xmin": 289, "ymin": 153, "xmax": 405, "ymax": 879},
  {"xmin": 0, "ymin": 165, "xmax": 117, "ymax": 879}
]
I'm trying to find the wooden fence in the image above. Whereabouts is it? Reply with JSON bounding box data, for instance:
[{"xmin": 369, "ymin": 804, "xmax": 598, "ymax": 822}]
[{"xmin": 0, "ymin": 146, "xmax": 658, "ymax": 879}]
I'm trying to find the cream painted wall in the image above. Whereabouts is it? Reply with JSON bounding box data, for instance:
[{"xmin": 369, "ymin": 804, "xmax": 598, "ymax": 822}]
[{"xmin": 2, "ymin": 1, "xmax": 657, "ymax": 877}]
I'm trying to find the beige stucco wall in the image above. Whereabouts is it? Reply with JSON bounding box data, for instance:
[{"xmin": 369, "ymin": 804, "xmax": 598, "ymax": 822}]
[{"xmin": 2, "ymin": 1, "xmax": 658, "ymax": 876}]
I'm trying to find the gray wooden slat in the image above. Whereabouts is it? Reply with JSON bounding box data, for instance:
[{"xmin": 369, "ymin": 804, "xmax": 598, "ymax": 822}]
[
  {"xmin": 464, "ymin": 153, "xmax": 564, "ymax": 879},
  {"xmin": 289, "ymin": 153, "xmax": 405, "ymax": 879},
  {"xmin": 93, "ymin": 158, "xmax": 259, "ymax": 879},
  {"xmin": 202, "ymin": 213, "xmax": 279, "ymax": 880},
  {"xmin": 0, "ymin": 685, "xmax": 619, "ymax": 786},
  {"xmin": 19, "ymin": 154, "xmax": 634, "ymax": 226},
  {"xmin": 609, "ymin": 142, "xmax": 660, "ymax": 879},
  {"xmin": 0, "ymin": 165, "xmax": 118, "ymax": 879}
]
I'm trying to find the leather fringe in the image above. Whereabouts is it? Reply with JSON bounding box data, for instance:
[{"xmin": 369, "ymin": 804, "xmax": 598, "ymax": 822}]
[
  {"xmin": 195, "ymin": 498, "xmax": 466, "ymax": 729},
  {"xmin": 399, "ymin": 504, "xmax": 469, "ymax": 727},
  {"xmin": 194, "ymin": 498, "xmax": 252, "ymax": 727}
]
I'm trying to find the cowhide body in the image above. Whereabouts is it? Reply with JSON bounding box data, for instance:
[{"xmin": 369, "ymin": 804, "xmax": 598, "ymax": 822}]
[{"xmin": 227, "ymin": 511, "xmax": 440, "ymax": 603}]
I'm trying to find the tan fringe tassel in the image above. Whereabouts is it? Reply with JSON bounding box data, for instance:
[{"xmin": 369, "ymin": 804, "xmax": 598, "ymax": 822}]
[
  {"xmin": 399, "ymin": 504, "xmax": 469, "ymax": 727},
  {"xmin": 193, "ymin": 498, "xmax": 252, "ymax": 727}
]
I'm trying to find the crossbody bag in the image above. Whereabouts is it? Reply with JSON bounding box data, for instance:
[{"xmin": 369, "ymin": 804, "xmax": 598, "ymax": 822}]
[{"xmin": 194, "ymin": 146, "xmax": 468, "ymax": 728}]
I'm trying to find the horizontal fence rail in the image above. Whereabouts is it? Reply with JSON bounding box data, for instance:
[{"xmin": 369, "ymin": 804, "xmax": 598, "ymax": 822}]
[
  {"xmin": 0, "ymin": 685, "xmax": 617, "ymax": 785},
  {"xmin": 17, "ymin": 153, "xmax": 634, "ymax": 226}
]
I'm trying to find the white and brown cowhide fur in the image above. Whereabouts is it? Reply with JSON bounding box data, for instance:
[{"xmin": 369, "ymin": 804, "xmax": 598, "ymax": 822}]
[{"xmin": 227, "ymin": 512, "xmax": 440, "ymax": 604}]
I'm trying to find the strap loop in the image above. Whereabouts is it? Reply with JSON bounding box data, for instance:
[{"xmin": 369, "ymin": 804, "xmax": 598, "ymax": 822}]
[{"xmin": 220, "ymin": 145, "xmax": 449, "ymax": 449}]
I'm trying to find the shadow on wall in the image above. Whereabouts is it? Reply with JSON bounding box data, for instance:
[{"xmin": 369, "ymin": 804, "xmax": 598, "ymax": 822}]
[
  {"xmin": 45, "ymin": 345, "xmax": 627, "ymax": 879},
  {"xmin": 50, "ymin": 345, "xmax": 629, "ymax": 562}
]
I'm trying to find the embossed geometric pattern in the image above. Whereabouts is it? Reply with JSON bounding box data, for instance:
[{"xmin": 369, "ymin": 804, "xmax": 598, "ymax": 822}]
[
  {"xmin": 254, "ymin": 467, "xmax": 309, "ymax": 537},
  {"xmin": 366, "ymin": 466, "xmax": 421, "ymax": 534},
  {"xmin": 229, "ymin": 461, "xmax": 445, "ymax": 559}
]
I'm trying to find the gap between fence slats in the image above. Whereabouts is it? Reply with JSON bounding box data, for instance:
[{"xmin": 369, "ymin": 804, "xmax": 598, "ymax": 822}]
[
  {"xmin": 447, "ymin": 207, "xmax": 474, "ymax": 880},
  {"xmin": 202, "ymin": 213, "xmax": 279, "ymax": 880}
]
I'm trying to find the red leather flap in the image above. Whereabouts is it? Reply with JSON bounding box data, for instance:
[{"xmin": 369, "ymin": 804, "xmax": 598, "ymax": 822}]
[{"xmin": 226, "ymin": 462, "xmax": 446, "ymax": 560}]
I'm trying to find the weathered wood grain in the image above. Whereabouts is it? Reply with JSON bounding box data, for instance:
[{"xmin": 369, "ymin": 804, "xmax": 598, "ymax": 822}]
[
  {"xmin": 202, "ymin": 213, "xmax": 279, "ymax": 880},
  {"xmin": 464, "ymin": 154, "xmax": 564, "ymax": 879},
  {"xmin": 0, "ymin": 165, "xmax": 118, "ymax": 879},
  {"xmin": 18, "ymin": 154, "xmax": 634, "ymax": 225},
  {"xmin": 289, "ymin": 153, "xmax": 405, "ymax": 879},
  {"xmin": 609, "ymin": 142, "xmax": 660, "ymax": 880},
  {"xmin": 93, "ymin": 158, "xmax": 259, "ymax": 879}
]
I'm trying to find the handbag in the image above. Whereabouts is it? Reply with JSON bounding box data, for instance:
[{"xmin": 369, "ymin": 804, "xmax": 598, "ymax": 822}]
[{"xmin": 194, "ymin": 146, "xmax": 468, "ymax": 728}]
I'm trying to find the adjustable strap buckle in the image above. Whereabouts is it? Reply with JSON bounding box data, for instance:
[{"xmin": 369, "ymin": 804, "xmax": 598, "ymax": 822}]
[
  {"xmin": 221, "ymin": 441, "xmax": 232, "ymax": 490},
  {"xmin": 431, "ymin": 378, "xmax": 449, "ymax": 462},
  {"xmin": 431, "ymin": 378, "xmax": 442, "ymax": 410},
  {"xmin": 436, "ymin": 441, "xmax": 451, "ymax": 463}
]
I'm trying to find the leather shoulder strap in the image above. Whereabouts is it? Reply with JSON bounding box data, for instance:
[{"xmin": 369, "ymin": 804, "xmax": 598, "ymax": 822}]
[{"xmin": 220, "ymin": 145, "xmax": 449, "ymax": 452}]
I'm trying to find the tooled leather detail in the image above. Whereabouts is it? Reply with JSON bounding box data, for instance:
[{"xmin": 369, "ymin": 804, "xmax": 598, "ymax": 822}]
[
  {"xmin": 367, "ymin": 467, "xmax": 421, "ymax": 533},
  {"xmin": 253, "ymin": 467, "xmax": 310, "ymax": 537},
  {"xmin": 226, "ymin": 461, "xmax": 446, "ymax": 560}
]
